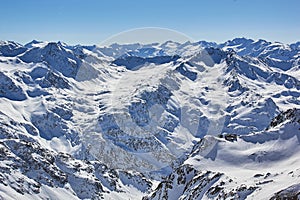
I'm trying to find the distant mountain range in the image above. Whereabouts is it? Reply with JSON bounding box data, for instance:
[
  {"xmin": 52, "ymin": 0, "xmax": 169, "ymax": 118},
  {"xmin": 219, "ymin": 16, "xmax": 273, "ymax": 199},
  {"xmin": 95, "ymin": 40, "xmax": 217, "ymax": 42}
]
[{"xmin": 0, "ymin": 38, "xmax": 299, "ymax": 199}]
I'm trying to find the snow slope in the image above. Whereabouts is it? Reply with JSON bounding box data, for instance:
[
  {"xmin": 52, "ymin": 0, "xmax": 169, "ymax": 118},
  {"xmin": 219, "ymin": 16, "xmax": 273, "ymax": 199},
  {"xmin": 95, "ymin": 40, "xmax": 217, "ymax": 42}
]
[{"xmin": 145, "ymin": 108, "xmax": 300, "ymax": 199}]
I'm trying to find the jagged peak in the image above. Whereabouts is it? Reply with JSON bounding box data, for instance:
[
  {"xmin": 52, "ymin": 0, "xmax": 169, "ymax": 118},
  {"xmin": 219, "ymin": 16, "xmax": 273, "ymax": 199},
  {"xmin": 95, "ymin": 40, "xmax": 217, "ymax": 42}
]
[
  {"xmin": 0, "ymin": 40, "xmax": 24, "ymax": 46},
  {"xmin": 24, "ymin": 40, "xmax": 51, "ymax": 49},
  {"xmin": 160, "ymin": 40, "xmax": 181, "ymax": 47},
  {"xmin": 0, "ymin": 40, "xmax": 27, "ymax": 57},
  {"xmin": 224, "ymin": 37, "xmax": 254, "ymax": 46},
  {"xmin": 196, "ymin": 40, "xmax": 218, "ymax": 47}
]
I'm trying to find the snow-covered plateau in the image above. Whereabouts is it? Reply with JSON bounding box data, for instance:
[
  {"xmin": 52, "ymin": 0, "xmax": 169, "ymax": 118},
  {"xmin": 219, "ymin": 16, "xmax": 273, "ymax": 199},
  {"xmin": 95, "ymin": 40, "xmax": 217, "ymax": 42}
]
[{"xmin": 0, "ymin": 38, "xmax": 299, "ymax": 199}]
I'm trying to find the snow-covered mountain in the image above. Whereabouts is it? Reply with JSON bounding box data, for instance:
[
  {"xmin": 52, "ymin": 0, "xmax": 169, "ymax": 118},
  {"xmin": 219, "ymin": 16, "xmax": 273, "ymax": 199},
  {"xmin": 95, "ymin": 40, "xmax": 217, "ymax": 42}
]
[
  {"xmin": 144, "ymin": 108, "xmax": 300, "ymax": 199},
  {"xmin": 0, "ymin": 38, "xmax": 299, "ymax": 199}
]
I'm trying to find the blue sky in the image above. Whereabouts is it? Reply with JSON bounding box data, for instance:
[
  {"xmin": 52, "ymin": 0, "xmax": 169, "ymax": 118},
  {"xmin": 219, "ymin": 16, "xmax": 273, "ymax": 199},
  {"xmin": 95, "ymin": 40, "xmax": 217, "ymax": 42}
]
[{"xmin": 0, "ymin": 0, "xmax": 299, "ymax": 45}]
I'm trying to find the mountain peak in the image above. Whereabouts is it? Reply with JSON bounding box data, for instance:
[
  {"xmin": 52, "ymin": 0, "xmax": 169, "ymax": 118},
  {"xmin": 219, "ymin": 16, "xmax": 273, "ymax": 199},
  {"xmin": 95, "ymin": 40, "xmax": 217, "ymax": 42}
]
[
  {"xmin": 225, "ymin": 37, "xmax": 254, "ymax": 45},
  {"xmin": 0, "ymin": 40, "xmax": 27, "ymax": 57}
]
